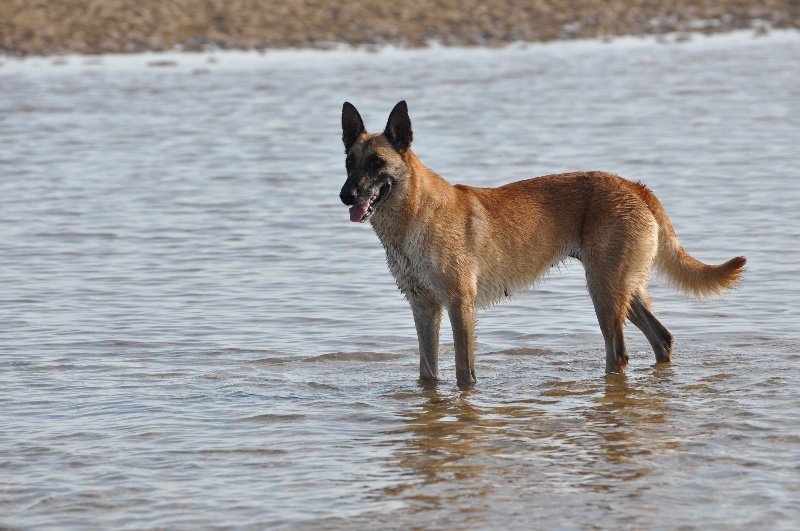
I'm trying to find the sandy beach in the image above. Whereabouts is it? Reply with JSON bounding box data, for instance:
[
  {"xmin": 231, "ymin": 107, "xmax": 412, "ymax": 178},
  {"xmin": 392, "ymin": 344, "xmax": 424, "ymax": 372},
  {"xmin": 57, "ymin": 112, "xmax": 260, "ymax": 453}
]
[{"xmin": 2, "ymin": 0, "xmax": 798, "ymax": 56}]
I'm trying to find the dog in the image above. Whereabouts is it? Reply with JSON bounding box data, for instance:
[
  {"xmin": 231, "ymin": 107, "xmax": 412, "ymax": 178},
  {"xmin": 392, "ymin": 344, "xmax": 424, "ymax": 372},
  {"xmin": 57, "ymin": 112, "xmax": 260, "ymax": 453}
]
[{"xmin": 339, "ymin": 100, "xmax": 746, "ymax": 386}]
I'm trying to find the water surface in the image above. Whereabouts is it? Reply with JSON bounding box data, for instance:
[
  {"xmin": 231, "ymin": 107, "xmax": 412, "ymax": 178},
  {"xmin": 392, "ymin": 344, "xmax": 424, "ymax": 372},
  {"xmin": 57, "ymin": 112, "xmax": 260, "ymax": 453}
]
[{"xmin": 1, "ymin": 32, "xmax": 799, "ymax": 528}]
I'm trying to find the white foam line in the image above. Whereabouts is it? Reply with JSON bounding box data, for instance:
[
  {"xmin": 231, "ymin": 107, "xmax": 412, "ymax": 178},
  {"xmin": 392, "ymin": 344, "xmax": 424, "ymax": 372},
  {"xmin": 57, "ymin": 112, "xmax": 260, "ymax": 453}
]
[{"xmin": 1, "ymin": 29, "xmax": 798, "ymax": 75}]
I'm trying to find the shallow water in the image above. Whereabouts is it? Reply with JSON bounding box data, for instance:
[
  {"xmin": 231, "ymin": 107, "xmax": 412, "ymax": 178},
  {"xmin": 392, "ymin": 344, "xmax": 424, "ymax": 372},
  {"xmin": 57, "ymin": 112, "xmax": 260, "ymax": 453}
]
[{"xmin": 1, "ymin": 32, "xmax": 799, "ymax": 528}]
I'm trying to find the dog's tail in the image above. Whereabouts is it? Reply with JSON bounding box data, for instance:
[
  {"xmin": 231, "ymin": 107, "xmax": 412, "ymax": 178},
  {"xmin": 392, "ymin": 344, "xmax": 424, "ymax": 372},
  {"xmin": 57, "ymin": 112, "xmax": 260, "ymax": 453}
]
[{"xmin": 639, "ymin": 184, "xmax": 746, "ymax": 299}]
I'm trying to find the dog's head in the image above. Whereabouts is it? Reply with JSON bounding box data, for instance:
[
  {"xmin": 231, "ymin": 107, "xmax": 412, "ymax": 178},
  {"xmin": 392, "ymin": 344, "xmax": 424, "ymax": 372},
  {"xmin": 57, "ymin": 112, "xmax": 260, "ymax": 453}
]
[{"xmin": 339, "ymin": 101, "xmax": 414, "ymax": 223}]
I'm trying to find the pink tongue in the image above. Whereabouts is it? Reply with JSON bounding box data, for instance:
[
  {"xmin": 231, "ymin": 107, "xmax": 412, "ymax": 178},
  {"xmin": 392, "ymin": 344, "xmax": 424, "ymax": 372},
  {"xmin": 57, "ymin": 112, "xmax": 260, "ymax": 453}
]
[{"xmin": 349, "ymin": 200, "xmax": 371, "ymax": 222}]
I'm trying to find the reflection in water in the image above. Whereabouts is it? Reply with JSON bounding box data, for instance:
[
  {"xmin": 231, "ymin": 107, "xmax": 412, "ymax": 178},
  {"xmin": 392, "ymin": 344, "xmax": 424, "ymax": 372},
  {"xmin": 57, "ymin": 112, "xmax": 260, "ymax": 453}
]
[
  {"xmin": 386, "ymin": 367, "xmax": 682, "ymax": 517},
  {"xmin": 582, "ymin": 371, "xmax": 676, "ymax": 489},
  {"xmin": 387, "ymin": 384, "xmax": 488, "ymax": 496}
]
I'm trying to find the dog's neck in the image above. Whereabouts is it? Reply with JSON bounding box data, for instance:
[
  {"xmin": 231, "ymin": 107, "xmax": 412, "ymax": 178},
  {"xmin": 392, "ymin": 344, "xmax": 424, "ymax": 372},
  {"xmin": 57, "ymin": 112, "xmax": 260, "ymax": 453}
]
[{"xmin": 369, "ymin": 149, "xmax": 453, "ymax": 248}]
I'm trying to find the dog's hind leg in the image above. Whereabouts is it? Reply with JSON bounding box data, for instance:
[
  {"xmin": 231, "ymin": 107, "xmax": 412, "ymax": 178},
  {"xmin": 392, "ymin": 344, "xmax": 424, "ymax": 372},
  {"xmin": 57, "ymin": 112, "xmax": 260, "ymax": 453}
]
[
  {"xmin": 589, "ymin": 291, "xmax": 630, "ymax": 374},
  {"xmin": 583, "ymin": 247, "xmax": 637, "ymax": 374},
  {"xmin": 627, "ymin": 289, "xmax": 673, "ymax": 363},
  {"xmin": 584, "ymin": 257, "xmax": 637, "ymax": 374},
  {"xmin": 410, "ymin": 294, "xmax": 443, "ymax": 380},
  {"xmin": 584, "ymin": 206, "xmax": 659, "ymax": 374}
]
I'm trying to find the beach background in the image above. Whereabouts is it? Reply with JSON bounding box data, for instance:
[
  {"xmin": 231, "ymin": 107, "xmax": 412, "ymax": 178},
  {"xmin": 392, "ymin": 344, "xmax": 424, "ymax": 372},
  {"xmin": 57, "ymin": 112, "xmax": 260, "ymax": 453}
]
[{"xmin": 2, "ymin": 0, "xmax": 799, "ymax": 55}]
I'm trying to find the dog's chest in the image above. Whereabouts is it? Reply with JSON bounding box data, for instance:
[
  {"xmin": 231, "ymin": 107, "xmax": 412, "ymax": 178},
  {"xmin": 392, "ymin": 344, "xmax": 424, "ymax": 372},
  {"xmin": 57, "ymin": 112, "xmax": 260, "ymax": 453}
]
[{"xmin": 378, "ymin": 225, "xmax": 439, "ymax": 296}]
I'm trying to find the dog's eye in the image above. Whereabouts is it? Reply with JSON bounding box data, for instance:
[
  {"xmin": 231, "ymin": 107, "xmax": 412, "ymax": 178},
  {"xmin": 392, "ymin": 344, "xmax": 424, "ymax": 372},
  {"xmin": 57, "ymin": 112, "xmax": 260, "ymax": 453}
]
[
  {"xmin": 370, "ymin": 157, "xmax": 385, "ymax": 170},
  {"xmin": 345, "ymin": 156, "xmax": 354, "ymax": 170}
]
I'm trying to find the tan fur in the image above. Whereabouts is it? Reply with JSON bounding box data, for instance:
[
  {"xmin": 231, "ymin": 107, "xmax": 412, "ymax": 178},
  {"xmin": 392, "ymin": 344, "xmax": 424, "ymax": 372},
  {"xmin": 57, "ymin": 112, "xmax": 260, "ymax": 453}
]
[{"xmin": 340, "ymin": 101, "xmax": 746, "ymax": 386}]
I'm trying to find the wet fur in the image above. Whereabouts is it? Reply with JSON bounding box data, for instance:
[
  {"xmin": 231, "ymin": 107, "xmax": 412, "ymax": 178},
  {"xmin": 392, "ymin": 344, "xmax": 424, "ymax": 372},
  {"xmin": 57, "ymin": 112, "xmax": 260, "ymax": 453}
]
[{"xmin": 340, "ymin": 101, "xmax": 746, "ymax": 386}]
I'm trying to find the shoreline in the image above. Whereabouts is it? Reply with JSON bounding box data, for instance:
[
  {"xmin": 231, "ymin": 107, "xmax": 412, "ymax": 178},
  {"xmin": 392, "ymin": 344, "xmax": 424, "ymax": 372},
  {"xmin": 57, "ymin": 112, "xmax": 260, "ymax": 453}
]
[{"xmin": 2, "ymin": 29, "xmax": 799, "ymax": 73}]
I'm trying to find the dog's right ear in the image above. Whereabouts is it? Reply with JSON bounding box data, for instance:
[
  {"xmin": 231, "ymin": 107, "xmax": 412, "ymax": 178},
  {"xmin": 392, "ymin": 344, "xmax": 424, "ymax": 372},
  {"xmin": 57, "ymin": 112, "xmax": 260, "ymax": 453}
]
[
  {"xmin": 384, "ymin": 100, "xmax": 413, "ymax": 152},
  {"xmin": 342, "ymin": 102, "xmax": 365, "ymax": 151}
]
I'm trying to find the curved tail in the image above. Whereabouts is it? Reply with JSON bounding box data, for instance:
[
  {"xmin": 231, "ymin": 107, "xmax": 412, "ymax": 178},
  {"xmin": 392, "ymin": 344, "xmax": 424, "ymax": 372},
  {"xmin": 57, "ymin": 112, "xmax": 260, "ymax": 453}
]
[
  {"xmin": 639, "ymin": 185, "xmax": 746, "ymax": 298},
  {"xmin": 655, "ymin": 237, "xmax": 746, "ymax": 298}
]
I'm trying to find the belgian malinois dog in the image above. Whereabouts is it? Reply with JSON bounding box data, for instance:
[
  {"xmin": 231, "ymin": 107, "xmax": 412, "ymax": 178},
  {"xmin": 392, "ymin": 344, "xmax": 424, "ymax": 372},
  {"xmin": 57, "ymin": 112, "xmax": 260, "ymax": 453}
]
[{"xmin": 339, "ymin": 101, "xmax": 746, "ymax": 386}]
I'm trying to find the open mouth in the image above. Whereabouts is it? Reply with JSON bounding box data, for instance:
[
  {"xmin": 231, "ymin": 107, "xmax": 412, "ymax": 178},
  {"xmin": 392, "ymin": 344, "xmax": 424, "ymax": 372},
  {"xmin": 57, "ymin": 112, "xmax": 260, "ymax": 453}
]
[{"xmin": 348, "ymin": 180, "xmax": 392, "ymax": 223}]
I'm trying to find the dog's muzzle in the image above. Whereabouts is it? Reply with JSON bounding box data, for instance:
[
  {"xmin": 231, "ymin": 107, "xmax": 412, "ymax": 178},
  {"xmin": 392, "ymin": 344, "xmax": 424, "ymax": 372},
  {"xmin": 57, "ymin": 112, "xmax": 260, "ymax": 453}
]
[{"xmin": 340, "ymin": 180, "xmax": 392, "ymax": 223}]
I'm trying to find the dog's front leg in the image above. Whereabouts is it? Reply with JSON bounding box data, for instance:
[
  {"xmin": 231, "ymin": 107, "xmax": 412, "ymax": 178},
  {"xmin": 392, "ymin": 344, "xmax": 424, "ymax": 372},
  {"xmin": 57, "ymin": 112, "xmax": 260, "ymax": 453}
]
[
  {"xmin": 410, "ymin": 296, "xmax": 442, "ymax": 381},
  {"xmin": 448, "ymin": 299, "xmax": 477, "ymax": 387}
]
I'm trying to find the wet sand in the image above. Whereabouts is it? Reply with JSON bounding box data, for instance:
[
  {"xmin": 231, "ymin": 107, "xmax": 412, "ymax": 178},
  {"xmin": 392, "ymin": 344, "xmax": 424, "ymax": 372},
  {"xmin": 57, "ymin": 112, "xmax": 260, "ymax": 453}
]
[{"xmin": 2, "ymin": 0, "xmax": 798, "ymax": 56}]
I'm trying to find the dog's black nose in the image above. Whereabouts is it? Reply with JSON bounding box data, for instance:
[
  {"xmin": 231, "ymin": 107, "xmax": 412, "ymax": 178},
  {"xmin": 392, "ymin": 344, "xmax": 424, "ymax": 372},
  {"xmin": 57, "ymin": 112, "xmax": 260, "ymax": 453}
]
[{"xmin": 340, "ymin": 188, "xmax": 358, "ymax": 206}]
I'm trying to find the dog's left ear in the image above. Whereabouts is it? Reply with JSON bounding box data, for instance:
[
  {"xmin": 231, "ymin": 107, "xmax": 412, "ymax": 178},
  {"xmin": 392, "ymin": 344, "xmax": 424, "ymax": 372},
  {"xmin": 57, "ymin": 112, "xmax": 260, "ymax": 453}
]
[{"xmin": 384, "ymin": 100, "xmax": 413, "ymax": 152}]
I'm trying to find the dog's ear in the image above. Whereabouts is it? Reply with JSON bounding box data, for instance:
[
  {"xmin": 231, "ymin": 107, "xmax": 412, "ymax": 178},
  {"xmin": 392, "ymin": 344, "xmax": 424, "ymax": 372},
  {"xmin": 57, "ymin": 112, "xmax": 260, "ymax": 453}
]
[
  {"xmin": 384, "ymin": 100, "xmax": 413, "ymax": 152},
  {"xmin": 342, "ymin": 102, "xmax": 366, "ymax": 151}
]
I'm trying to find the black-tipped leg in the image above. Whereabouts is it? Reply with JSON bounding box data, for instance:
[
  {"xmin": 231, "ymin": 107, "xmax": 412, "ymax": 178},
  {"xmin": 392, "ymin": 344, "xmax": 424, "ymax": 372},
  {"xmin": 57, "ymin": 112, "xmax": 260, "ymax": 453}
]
[{"xmin": 627, "ymin": 290, "xmax": 673, "ymax": 363}]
